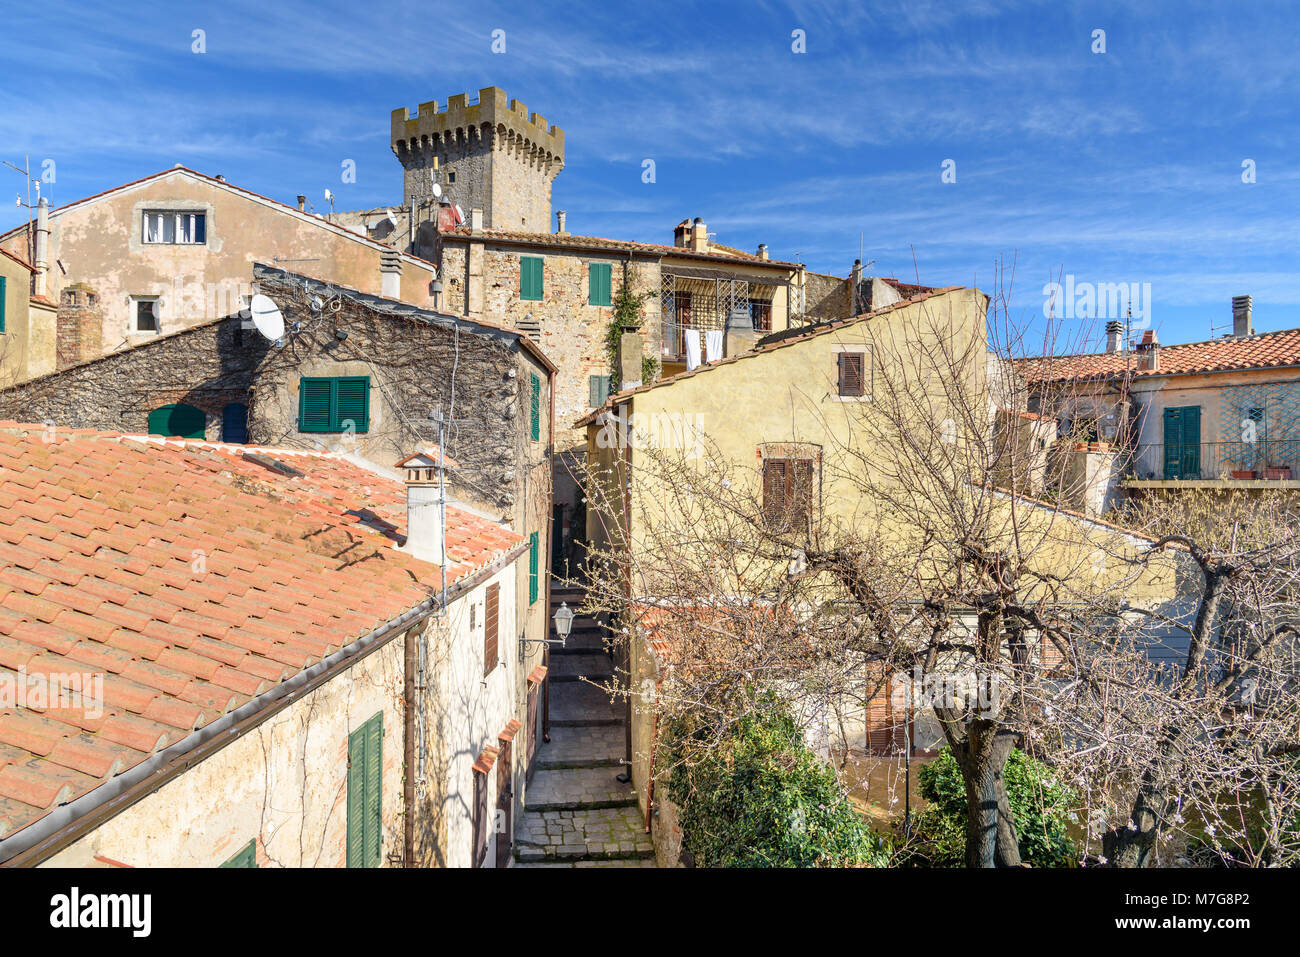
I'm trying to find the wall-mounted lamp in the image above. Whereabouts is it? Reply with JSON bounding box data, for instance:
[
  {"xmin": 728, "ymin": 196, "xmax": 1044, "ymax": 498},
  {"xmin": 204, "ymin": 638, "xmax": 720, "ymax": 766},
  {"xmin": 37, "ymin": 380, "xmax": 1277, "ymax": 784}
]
[{"xmin": 518, "ymin": 602, "xmax": 574, "ymax": 662}]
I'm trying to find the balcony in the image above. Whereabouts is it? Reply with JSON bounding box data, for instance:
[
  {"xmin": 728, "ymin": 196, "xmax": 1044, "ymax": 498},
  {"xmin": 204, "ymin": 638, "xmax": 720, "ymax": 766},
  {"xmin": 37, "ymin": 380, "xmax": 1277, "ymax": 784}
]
[{"xmin": 1125, "ymin": 440, "xmax": 1300, "ymax": 485}]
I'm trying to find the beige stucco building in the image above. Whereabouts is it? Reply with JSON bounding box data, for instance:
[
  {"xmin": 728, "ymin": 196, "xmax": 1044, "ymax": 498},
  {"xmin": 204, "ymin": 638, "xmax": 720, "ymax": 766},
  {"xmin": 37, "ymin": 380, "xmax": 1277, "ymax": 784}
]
[
  {"xmin": 0, "ymin": 167, "xmax": 439, "ymax": 377},
  {"xmin": 0, "ymin": 248, "xmax": 56, "ymax": 385}
]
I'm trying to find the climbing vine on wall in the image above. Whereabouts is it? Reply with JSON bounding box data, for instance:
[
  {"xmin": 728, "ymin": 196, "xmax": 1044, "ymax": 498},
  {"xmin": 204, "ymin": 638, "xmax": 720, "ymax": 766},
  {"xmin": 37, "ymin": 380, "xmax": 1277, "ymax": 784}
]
[{"xmin": 605, "ymin": 283, "xmax": 654, "ymax": 392}]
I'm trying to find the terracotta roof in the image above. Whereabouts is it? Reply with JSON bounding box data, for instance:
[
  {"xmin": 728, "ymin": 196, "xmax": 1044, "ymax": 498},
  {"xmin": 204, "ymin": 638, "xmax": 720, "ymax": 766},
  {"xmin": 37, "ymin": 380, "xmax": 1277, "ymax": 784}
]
[
  {"xmin": 1016, "ymin": 327, "xmax": 1300, "ymax": 383},
  {"xmin": 574, "ymin": 285, "xmax": 964, "ymax": 428},
  {"xmin": 0, "ymin": 424, "xmax": 523, "ymax": 846},
  {"xmin": 444, "ymin": 227, "xmax": 803, "ymax": 269},
  {"xmin": 0, "ymin": 247, "xmax": 34, "ymax": 272}
]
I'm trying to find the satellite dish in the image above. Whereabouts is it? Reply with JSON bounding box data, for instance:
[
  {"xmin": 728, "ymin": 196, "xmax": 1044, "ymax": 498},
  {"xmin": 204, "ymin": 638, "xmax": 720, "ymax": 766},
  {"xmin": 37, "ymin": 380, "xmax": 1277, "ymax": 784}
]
[
  {"xmin": 324, "ymin": 188, "xmax": 334, "ymax": 202},
  {"xmin": 454, "ymin": 204, "xmax": 464, "ymax": 222},
  {"xmin": 385, "ymin": 208, "xmax": 397, "ymax": 226},
  {"xmin": 430, "ymin": 182, "xmax": 442, "ymax": 200},
  {"xmin": 249, "ymin": 293, "xmax": 285, "ymax": 341}
]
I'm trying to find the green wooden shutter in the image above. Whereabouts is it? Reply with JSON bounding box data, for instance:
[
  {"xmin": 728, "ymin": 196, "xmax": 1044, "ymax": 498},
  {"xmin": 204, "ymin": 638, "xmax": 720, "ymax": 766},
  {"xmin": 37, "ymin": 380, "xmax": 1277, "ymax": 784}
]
[
  {"xmin": 589, "ymin": 375, "xmax": 611, "ymax": 407},
  {"xmin": 589, "ymin": 263, "xmax": 612, "ymax": 306},
  {"xmin": 530, "ymin": 372, "xmax": 541, "ymax": 441},
  {"xmin": 1163, "ymin": 406, "xmax": 1201, "ymax": 479},
  {"xmin": 521, "ymin": 257, "xmax": 544, "ymax": 301},
  {"xmin": 364, "ymin": 713, "xmax": 383, "ymax": 868},
  {"xmin": 220, "ymin": 840, "xmax": 257, "ymax": 868},
  {"xmin": 1181, "ymin": 406, "xmax": 1201, "ymax": 479},
  {"xmin": 335, "ymin": 376, "xmax": 370, "ymax": 433},
  {"xmin": 347, "ymin": 712, "xmax": 383, "ymax": 867},
  {"xmin": 299, "ymin": 378, "xmax": 334, "ymax": 432},
  {"xmin": 0, "ymin": 275, "xmax": 7, "ymax": 333},
  {"xmin": 346, "ymin": 724, "xmax": 366, "ymax": 867},
  {"xmin": 529, "ymin": 531, "xmax": 539, "ymax": 605}
]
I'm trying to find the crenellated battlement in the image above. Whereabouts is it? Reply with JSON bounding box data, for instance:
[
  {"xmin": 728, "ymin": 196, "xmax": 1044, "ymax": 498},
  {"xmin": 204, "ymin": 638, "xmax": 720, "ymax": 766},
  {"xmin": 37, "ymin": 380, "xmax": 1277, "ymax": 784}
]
[
  {"xmin": 391, "ymin": 86, "xmax": 565, "ymax": 164},
  {"xmin": 389, "ymin": 86, "xmax": 564, "ymax": 232}
]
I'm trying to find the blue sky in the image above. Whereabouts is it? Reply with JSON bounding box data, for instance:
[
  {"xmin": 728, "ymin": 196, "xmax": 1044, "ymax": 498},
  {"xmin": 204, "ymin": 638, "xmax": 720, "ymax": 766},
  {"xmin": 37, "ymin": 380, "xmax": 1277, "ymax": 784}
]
[{"xmin": 2, "ymin": 0, "xmax": 1297, "ymax": 350}]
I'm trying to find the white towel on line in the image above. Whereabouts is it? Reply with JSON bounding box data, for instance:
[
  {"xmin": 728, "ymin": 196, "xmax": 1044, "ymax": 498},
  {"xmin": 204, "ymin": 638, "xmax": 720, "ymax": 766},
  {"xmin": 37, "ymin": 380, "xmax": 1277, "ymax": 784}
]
[
  {"xmin": 705, "ymin": 330, "xmax": 724, "ymax": 363},
  {"xmin": 684, "ymin": 329, "xmax": 702, "ymax": 370}
]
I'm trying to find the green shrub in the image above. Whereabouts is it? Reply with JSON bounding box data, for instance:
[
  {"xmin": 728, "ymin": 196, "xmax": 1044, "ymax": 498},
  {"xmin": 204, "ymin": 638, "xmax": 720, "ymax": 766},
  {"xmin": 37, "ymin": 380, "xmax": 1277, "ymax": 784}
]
[
  {"xmin": 662, "ymin": 698, "xmax": 891, "ymax": 867},
  {"xmin": 902, "ymin": 746, "xmax": 1079, "ymax": 868}
]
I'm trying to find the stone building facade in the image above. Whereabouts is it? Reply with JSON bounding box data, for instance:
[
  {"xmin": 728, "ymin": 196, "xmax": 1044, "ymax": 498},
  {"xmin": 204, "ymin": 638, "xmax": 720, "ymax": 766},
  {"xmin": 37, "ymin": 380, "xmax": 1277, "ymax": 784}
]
[{"xmin": 391, "ymin": 87, "xmax": 564, "ymax": 232}]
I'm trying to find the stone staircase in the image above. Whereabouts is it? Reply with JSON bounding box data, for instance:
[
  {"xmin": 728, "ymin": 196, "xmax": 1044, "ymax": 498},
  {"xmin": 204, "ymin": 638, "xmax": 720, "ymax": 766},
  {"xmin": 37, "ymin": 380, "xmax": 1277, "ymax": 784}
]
[{"xmin": 513, "ymin": 582, "xmax": 655, "ymax": 867}]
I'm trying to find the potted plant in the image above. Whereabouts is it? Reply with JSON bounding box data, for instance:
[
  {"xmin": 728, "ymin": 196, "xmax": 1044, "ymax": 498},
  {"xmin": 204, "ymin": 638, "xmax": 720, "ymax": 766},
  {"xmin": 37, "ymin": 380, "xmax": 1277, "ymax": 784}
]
[
  {"xmin": 1265, "ymin": 465, "xmax": 1293, "ymax": 480},
  {"xmin": 1231, "ymin": 469, "xmax": 1258, "ymax": 480}
]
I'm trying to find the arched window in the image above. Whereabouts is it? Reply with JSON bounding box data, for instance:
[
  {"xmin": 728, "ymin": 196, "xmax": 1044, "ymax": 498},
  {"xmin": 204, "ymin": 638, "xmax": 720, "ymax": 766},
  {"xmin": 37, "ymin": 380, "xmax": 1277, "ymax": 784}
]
[{"xmin": 147, "ymin": 403, "xmax": 206, "ymax": 439}]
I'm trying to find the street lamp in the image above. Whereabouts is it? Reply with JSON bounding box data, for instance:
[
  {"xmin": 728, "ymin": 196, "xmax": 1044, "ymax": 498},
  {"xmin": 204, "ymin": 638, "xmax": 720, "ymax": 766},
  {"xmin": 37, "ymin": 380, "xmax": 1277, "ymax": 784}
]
[{"xmin": 519, "ymin": 602, "xmax": 573, "ymax": 662}]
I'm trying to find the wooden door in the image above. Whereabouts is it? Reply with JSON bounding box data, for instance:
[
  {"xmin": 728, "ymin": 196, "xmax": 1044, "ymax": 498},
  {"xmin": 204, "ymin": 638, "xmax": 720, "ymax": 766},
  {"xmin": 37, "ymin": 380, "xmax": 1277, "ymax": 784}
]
[
  {"xmin": 495, "ymin": 740, "xmax": 513, "ymax": 868},
  {"xmin": 527, "ymin": 683, "xmax": 540, "ymax": 782}
]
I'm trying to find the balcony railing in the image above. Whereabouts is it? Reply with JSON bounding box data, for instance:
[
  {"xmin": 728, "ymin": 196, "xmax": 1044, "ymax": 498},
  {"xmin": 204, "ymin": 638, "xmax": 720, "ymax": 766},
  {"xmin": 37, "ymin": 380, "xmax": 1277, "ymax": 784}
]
[{"xmin": 1129, "ymin": 440, "xmax": 1300, "ymax": 481}]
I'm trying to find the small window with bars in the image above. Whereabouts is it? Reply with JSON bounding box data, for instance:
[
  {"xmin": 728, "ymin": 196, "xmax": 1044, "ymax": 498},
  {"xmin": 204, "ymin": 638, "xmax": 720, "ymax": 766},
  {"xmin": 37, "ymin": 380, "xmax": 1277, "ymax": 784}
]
[
  {"xmin": 142, "ymin": 210, "xmax": 206, "ymax": 245},
  {"xmin": 837, "ymin": 351, "xmax": 868, "ymax": 397},
  {"xmin": 762, "ymin": 457, "xmax": 816, "ymax": 533}
]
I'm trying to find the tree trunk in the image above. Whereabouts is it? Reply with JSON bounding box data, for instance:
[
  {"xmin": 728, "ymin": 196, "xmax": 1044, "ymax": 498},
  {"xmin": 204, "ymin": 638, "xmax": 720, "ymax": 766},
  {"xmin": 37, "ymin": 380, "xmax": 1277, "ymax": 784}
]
[{"xmin": 960, "ymin": 719, "xmax": 1022, "ymax": 867}]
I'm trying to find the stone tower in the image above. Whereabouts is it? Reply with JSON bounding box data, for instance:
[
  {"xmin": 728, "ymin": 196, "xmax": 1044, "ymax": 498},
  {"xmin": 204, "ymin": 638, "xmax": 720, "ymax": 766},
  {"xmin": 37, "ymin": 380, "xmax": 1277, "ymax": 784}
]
[{"xmin": 391, "ymin": 87, "xmax": 565, "ymax": 233}]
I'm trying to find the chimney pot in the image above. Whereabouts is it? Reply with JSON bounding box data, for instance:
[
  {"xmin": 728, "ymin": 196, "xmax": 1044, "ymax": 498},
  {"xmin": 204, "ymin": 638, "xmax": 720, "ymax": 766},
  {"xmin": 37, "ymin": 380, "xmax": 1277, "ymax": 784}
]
[
  {"xmin": 757, "ymin": 243, "xmax": 768, "ymax": 260},
  {"xmin": 689, "ymin": 218, "xmax": 708, "ymax": 253},
  {"xmin": 396, "ymin": 448, "xmax": 458, "ymax": 565},
  {"xmin": 1232, "ymin": 295, "xmax": 1253, "ymax": 337},
  {"xmin": 1105, "ymin": 319, "xmax": 1123, "ymax": 353},
  {"xmin": 556, "ymin": 210, "xmax": 567, "ymax": 235},
  {"xmin": 296, "ymin": 195, "xmax": 307, "ymax": 212}
]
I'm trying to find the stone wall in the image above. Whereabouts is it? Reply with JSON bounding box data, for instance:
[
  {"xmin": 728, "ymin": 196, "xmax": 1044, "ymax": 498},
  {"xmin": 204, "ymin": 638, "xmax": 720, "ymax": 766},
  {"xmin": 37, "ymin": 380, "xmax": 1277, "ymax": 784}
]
[
  {"xmin": 803, "ymin": 270, "xmax": 850, "ymax": 321},
  {"xmin": 0, "ymin": 315, "xmax": 261, "ymax": 438},
  {"xmin": 440, "ymin": 238, "xmax": 661, "ymax": 454}
]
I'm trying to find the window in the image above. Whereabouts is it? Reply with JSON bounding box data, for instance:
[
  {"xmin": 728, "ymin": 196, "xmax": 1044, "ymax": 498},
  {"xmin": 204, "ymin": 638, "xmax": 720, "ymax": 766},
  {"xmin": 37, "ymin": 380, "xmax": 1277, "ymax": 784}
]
[
  {"xmin": 1163, "ymin": 406, "xmax": 1202, "ymax": 480},
  {"xmin": 762, "ymin": 458, "xmax": 815, "ymax": 533},
  {"xmin": 528, "ymin": 531, "xmax": 539, "ymax": 605},
  {"xmin": 520, "ymin": 256, "xmax": 544, "ymax": 301},
  {"xmin": 133, "ymin": 297, "xmax": 160, "ymax": 333},
  {"xmin": 220, "ymin": 840, "xmax": 257, "ymax": 868},
  {"xmin": 298, "ymin": 376, "xmax": 370, "ymax": 433},
  {"xmin": 530, "ymin": 372, "xmax": 541, "ymax": 441},
  {"xmin": 346, "ymin": 712, "xmax": 383, "ymax": 868},
  {"xmin": 447, "ymin": 169, "xmax": 456, "ymax": 184},
  {"xmin": 142, "ymin": 210, "xmax": 206, "ymax": 245},
  {"xmin": 838, "ymin": 352, "xmax": 867, "ymax": 397},
  {"xmin": 484, "ymin": 583, "xmax": 499, "ymax": 677},
  {"xmin": 589, "ymin": 374, "xmax": 612, "ymax": 408},
  {"xmin": 147, "ymin": 403, "xmax": 206, "ymax": 439},
  {"xmin": 589, "ymin": 262, "xmax": 612, "ymax": 306},
  {"xmin": 222, "ymin": 402, "xmax": 248, "ymax": 443},
  {"xmin": 750, "ymin": 299, "xmax": 772, "ymax": 332}
]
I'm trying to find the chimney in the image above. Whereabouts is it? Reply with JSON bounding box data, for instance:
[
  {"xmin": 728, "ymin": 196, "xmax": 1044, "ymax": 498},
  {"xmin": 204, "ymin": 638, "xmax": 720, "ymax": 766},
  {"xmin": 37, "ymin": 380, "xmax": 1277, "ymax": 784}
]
[
  {"xmin": 470, "ymin": 207, "xmax": 484, "ymax": 235},
  {"xmin": 34, "ymin": 197, "xmax": 49, "ymax": 298},
  {"xmin": 380, "ymin": 250, "xmax": 402, "ymax": 299},
  {"xmin": 724, "ymin": 303, "xmax": 756, "ymax": 357},
  {"xmin": 690, "ymin": 217, "xmax": 708, "ymax": 253},
  {"xmin": 1232, "ymin": 295, "xmax": 1253, "ymax": 337},
  {"xmin": 1105, "ymin": 319, "xmax": 1123, "ymax": 353},
  {"xmin": 757, "ymin": 243, "xmax": 769, "ymax": 260},
  {"xmin": 673, "ymin": 219, "xmax": 692, "ymax": 248},
  {"xmin": 618, "ymin": 327, "xmax": 644, "ymax": 389},
  {"xmin": 556, "ymin": 210, "xmax": 567, "ymax": 235},
  {"xmin": 1135, "ymin": 329, "xmax": 1160, "ymax": 371},
  {"xmin": 395, "ymin": 449, "xmax": 458, "ymax": 565},
  {"xmin": 296, "ymin": 194, "xmax": 307, "ymax": 212}
]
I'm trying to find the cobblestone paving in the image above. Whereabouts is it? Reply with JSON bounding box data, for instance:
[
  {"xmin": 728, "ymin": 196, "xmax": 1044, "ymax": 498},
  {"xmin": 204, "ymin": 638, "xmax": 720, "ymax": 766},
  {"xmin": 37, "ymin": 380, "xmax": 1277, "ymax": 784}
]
[
  {"xmin": 548, "ymin": 680, "xmax": 624, "ymax": 724},
  {"xmin": 537, "ymin": 724, "xmax": 623, "ymax": 768},
  {"xmin": 526, "ymin": 766, "xmax": 638, "ymax": 810},
  {"xmin": 514, "ymin": 805, "xmax": 654, "ymax": 862},
  {"xmin": 511, "ymin": 584, "xmax": 655, "ymax": 866},
  {"xmin": 550, "ymin": 653, "xmax": 615, "ymax": 681}
]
